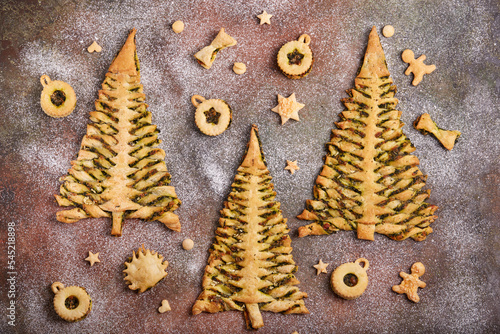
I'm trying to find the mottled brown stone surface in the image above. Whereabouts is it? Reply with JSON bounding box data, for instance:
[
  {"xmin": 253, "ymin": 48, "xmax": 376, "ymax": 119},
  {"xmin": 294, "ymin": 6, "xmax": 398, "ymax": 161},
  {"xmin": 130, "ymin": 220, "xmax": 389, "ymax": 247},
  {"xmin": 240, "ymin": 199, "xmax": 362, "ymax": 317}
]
[{"xmin": 0, "ymin": 0, "xmax": 499, "ymax": 333}]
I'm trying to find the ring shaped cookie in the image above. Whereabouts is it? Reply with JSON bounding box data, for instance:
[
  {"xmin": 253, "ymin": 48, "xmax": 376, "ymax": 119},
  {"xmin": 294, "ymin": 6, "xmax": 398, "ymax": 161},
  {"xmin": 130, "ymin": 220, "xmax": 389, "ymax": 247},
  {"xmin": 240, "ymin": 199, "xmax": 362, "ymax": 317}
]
[
  {"xmin": 51, "ymin": 282, "xmax": 92, "ymax": 322},
  {"xmin": 192, "ymin": 95, "xmax": 232, "ymax": 136},
  {"xmin": 40, "ymin": 75, "xmax": 77, "ymax": 118},
  {"xmin": 277, "ymin": 34, "xmax": 314, "ymax": 79},
  {"xmin": 330, "ymin": 258, "xmax": 369, "ymax": 300}
]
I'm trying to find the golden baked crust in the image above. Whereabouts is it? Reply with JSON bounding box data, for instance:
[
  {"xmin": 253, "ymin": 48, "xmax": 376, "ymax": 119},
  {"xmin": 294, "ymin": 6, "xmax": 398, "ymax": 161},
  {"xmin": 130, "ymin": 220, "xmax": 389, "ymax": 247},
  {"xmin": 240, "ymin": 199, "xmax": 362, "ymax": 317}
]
[
  {"xmin": 123, "ymin": 246, "xmax": 168, "ymax": 293},
  {"xmin": 192, "ymin": 125, "xmax": 308, "ymax": 329},
  {"xmin": 297, "ymin": 27, "xmax": 437, "ymax": 241},
  {"xmin": 55, "ymin": 29, "xmax": 181, "ymax": 236}
]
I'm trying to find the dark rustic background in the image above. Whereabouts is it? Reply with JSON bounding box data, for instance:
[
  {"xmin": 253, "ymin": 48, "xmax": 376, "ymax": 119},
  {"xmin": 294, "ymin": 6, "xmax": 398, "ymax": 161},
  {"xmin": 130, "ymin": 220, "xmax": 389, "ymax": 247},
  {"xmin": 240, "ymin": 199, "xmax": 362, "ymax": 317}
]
[{"xmin": 1, "ymin": 0, "xmax": 499, "ymax": 333}]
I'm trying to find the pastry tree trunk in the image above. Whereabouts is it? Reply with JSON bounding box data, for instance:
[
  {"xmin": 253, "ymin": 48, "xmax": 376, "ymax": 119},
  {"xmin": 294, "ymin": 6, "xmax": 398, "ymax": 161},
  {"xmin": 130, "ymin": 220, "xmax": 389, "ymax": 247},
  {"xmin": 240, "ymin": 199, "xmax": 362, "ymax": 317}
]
[
  {"xmin": 192, "ymin": 125, "xmax": 308, "ymax": 329},
  {"xmin": 297, "ymin": 27, "xmax": 437, "ymax": 241},
  {"xmin": 55, "ymin": 29, "xmax": 181, "ymax": 236}
]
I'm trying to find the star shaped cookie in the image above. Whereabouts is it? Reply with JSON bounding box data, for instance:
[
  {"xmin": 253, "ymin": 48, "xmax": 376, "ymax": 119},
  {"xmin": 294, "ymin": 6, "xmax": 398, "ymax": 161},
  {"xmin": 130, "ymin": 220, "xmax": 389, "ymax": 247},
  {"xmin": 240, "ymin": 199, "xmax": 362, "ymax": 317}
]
[
  {"xmin": 285, "ymin": 160, "xmax": 300, "ymax": 174},
  {"xmin": 313, "ymin": 259, "xmax": 329, "ymax": 275},
  {"xmin": 85, "ymin": 251, "xmax": 100, "ymax": 266},
  {"xmin": 257, "ymin": 10, "xmax": 272, "ymax": 25},
  {"xmin": 271, "ymin": 93, "xmax": 304, "ymax": 125}
]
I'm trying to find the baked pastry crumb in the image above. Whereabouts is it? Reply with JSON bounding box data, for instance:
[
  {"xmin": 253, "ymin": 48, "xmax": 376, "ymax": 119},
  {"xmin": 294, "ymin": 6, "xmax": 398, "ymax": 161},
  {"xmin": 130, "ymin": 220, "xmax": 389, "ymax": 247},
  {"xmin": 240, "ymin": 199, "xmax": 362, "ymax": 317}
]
[
  {"xmin": 182, "ymin": 238, "xmax": 194, "ymax": 250},
  {"xmin": 382, "ymin": 25, "xmax": 395, "ymax": 37},
  {"xmin": 172, "ymin": 20, "xmax": 184, "ymax": 33}
]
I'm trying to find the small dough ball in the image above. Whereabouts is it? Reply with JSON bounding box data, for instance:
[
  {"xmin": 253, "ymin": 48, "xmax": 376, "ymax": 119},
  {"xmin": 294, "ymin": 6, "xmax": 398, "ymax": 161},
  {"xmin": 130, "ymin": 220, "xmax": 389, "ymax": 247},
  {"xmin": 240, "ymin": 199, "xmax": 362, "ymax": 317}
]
[
  {"xmin": 172, "ymin": 21, "xmax": 185, "ymax": 34},
  {"xmin": 233, "ymin": 62, "xmax": 247, "ymax": 75},
  {"xmin": 182, "ymin": 238, "xmax": 194, "ymax": 250},
  {"xmin": 382, "ymin": 25, "xmax": 395, "ymax": 38}
]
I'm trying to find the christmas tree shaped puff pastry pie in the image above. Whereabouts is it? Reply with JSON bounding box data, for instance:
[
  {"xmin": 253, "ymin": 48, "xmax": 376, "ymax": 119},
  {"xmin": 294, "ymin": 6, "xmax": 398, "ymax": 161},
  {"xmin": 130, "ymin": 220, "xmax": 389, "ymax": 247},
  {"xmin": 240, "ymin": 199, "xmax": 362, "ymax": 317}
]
[
  {"xmin": 192, "ymin": 125, "xmax": 308, "ymax": 329},
  {"xmin": 297, "ymin": 27, "xmax": 437, "ymax": 241},
  {"xmin": 55, "ymin": 29, "xmax": 181, "ymax": 236}
]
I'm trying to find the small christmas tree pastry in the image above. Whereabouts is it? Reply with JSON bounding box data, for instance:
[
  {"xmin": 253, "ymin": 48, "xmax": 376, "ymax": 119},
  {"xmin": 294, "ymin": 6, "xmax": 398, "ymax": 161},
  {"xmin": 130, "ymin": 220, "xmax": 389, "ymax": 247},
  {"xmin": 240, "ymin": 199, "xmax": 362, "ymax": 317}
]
[
  {"xmin": 192, "ymin": 125, "xmax": 308, "ymax": 329},
  {"xmin": 55, "ymin": 29, "xmax": 181, "ymax": 236},
  {"xmin": 192, "ymin": 95, "xmax": 232, "ymax": 136},
  {"xmin": 194, "ymin": 28, "xmax": 237, "ymax": 69},
  {"xmin": 392, "ymin": 262, "xmax": 426, "ymax": 302},
  {"xmin": 40, "ymin": 75, "xmax": 77, "ymax": 118},
  {"xmin": 330, "ymin": 258, "xmax": 369, "ymax": 300},
  {"xmin": 51, "ymin": 282, "xmax": 92, "ymax": 322},
  {"xmin": 277, "ymin": 34, "xmax": 314, "ymax": 79},
  {"xmin": 123, "ymin": 246, "xmax": 168, "ymax": 293},
  {"xmin": 414, "ymin": 113, "xmax": 461, "ymax": 150}
]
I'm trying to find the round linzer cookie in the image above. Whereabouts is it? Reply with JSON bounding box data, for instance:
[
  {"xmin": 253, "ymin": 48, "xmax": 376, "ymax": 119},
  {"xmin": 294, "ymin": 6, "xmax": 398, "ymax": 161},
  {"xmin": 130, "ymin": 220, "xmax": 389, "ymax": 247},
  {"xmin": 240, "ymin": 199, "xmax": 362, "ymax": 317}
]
[
  {"xmin": 51, "ymin": 282, "xmax": 92, "ymax": 322},
  {"xmin": 330, "ymin": 258, "xmax": 369, "ymax": 300},
  {"xmin": 277, "ymin": 34, "xmax": 314, "ymax": 79},
  {"xmin": 192, "ymin": 95, "xmax": 232, "ymax": 136},
  {"xmin": 40, "ymin": 75, "xmax": 77, "ymax": 118}
]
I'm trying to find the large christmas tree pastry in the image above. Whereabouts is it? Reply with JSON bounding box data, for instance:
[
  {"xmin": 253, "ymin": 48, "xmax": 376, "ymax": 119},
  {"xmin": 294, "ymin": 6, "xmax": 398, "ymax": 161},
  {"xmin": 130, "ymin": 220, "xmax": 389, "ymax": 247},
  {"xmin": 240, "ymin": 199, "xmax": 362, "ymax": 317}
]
[
  {"xmin": 192, "ymin": 125, "xmax": 308, "ymax": 329},
  {"xmin": 55, "ymin": 29, "xmax": 181, "ymax": 236},
  {"xmin": 297, "ymin": 27, "xmax": 437, "ymax": 241}
]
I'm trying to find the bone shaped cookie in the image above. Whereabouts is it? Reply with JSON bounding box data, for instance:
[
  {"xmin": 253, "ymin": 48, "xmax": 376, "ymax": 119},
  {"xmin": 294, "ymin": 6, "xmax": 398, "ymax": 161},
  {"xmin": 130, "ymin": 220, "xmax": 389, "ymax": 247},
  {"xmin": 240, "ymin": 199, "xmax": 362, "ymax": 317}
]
[
  {"xmin": 414, "ymin": 113, "xmax": 461, "ymax": 150},
  {"xmin": 194, "ymin": 28, "xmax": 236, "ymax": 69}
]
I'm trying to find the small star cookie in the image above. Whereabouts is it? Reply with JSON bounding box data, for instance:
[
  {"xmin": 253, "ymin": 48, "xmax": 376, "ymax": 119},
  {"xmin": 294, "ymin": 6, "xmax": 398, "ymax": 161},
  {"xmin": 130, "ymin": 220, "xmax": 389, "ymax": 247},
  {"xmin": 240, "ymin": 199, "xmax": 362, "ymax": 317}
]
[
  {"xmin": 271, "ymin": 93, "xmax": 304, "ymax": 124},
  {"xmin": 85, "ymin": 251, "xmax": 100, "ymax": 266},
  {"xmin": 285, "ymin": 160, "xmax": 300, "ymax": 174},
  {"xmin": 402, "ymin": 49, "xmax": 436, "ymax": 86},
  {"xmin": 392, "ymin": 262, "xmax": 427, "ymax": 302},
  {"xmin": 313, "ymin": 259, "xmax": 329, "ymax": 275},
  {"xmin": 257, "ymin": 11, "xmax": 272, "ymax": 25}
]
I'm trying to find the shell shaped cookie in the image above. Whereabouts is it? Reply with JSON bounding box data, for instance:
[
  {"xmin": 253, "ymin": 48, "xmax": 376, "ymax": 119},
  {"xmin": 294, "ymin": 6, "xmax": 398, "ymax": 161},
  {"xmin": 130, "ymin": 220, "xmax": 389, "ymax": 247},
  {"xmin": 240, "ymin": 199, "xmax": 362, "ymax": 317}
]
[
  {"xmin": 123, "ymin": 246, "xmax": 168, "ymax": 293},
  {"xmin": 277, "ymin": 34, "xmax": 314, "ymax": 79},
  {"xmin": 192, "ymin": 95, "xmax": 232, "ymax": 136},
  {"xmin": 330, "ymin": 258, "xmax": 369, "ymax": 300},
  {"xmin": 40, "ymin": 75, "xmax": 77, "ymax": 118},
  {"xmin": 51, "ymin": 282, "xmax": 92, "ymax": 322}
]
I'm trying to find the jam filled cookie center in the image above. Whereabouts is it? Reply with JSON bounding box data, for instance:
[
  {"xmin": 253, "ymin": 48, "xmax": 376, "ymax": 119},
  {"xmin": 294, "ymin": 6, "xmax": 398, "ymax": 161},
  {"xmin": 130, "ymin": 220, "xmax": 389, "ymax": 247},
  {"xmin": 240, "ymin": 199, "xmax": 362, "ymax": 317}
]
[
  {"xmin": 287, "ymin": 49, "xmax": 304, "ymax": 65},
  {"xmin": 343, "ymin": 273, "xmax": 359, "ymax": 287},
  {"xmin": 65, "ymin": 295, "xmax": 80, "ymax": 310},
  {"xmin": 204, "ymin": 107, "xmax": 221, "ymax": 124},
  {"xmin": 51, "ymin": 90, "xmax": 66, "ymax": 106}
]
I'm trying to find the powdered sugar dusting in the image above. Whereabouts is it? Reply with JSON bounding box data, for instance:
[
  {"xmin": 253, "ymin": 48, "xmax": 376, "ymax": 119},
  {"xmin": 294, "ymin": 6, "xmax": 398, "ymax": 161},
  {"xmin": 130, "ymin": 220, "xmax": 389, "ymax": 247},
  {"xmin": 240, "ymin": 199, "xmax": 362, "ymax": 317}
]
[{"xmin": 1, "ymin": 0, "xmax": 498, "ymax": 333}]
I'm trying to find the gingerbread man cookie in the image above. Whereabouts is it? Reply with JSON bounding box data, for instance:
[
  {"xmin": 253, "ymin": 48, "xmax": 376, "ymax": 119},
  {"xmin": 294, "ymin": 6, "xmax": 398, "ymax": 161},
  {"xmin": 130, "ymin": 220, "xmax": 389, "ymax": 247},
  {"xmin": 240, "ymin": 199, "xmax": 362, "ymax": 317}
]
[
  {"xmin": 402, "ymin": 49, "xmax": 436, "ymax": 86},
  {"xmin": 392, "ymin": 262, "xmax": 426, "ymax": 302}
]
